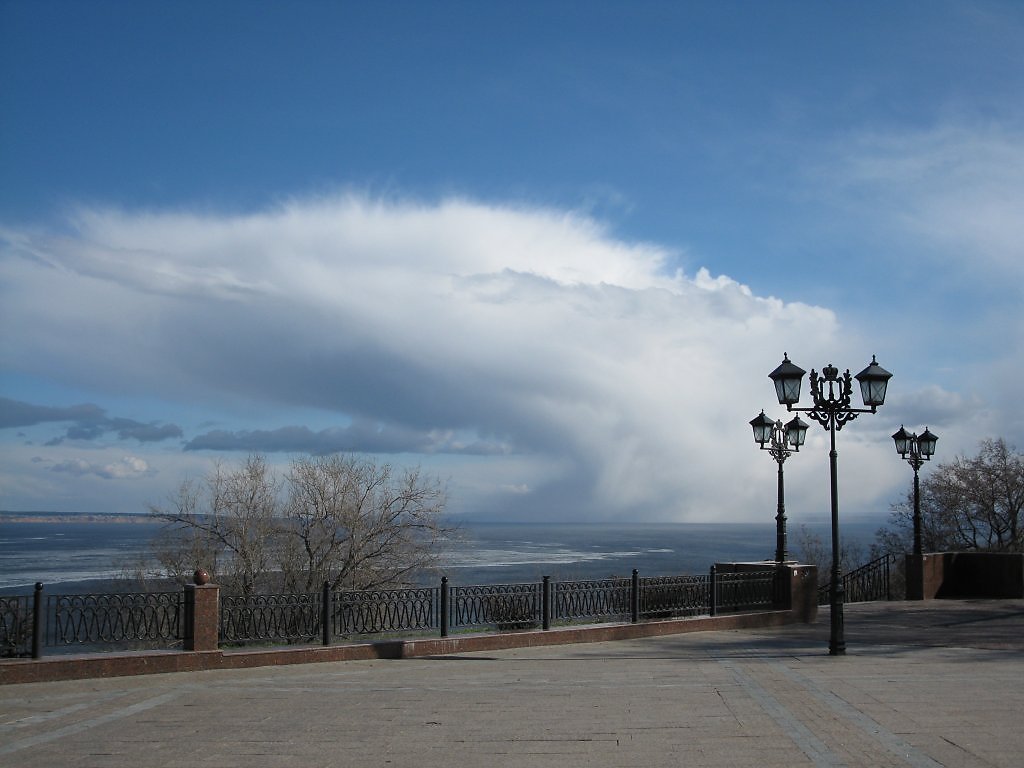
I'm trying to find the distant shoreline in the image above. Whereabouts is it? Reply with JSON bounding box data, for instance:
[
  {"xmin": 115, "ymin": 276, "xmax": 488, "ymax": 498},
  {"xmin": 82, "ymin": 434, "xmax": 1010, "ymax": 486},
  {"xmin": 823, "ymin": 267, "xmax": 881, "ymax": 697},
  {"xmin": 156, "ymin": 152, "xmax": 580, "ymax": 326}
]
[
  {"xmin": 1, "ymin": 511, "xmax": 885, "ymax": 527},
  {"xmin": 0, "ymin": 510, "xmax": 151, "ymax": 524}
]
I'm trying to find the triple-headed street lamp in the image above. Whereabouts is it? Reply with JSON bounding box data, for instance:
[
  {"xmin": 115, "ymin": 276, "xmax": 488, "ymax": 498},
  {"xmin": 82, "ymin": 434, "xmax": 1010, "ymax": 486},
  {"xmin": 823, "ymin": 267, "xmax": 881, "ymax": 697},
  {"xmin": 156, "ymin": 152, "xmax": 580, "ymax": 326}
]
[
  {"xmin": 891, "ymin": 426, "xmax": 939, "ymax": 557},
  {"xmin": 768, "ymin": 353, "xmax": 893, "ymax": 656},
  {"xmin": 749, "ymin": 410, "xmax": 809, "ymax": 563}
]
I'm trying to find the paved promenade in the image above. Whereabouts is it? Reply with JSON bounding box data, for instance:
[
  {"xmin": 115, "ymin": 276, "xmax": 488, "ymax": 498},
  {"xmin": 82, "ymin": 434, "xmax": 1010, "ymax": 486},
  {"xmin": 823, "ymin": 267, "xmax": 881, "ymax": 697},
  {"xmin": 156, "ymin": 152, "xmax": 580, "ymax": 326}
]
[{"xmin": 1, "ymin": 599, "xmax": 1022, "ymax": 767}]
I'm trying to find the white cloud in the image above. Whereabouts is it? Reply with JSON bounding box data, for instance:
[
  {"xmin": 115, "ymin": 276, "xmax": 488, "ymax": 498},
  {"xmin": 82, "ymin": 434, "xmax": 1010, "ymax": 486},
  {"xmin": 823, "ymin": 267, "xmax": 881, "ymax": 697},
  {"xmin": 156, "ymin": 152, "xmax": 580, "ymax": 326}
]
[
  {"xmin": 784, "ymin": 120, "xmax": 1024, "ymax": 480},
  {"xmin": 499, "ymin": 484, "xmax": 531, "ymax": 495},
  {"xmin": 825, "ymin": 123, "xmax": 1024, "ymax": 279},
  {"xmin": 0, "ymin": 193, "xmax": 946, "ymax": 521},
  {"xmin": 50, "ymin": 455, "xmax": 151, "ymax": 480}
]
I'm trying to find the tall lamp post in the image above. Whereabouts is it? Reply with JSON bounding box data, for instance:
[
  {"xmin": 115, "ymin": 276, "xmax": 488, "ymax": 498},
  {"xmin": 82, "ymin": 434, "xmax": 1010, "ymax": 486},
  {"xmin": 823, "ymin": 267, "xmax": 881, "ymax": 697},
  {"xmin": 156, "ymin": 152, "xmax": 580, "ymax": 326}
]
[
  {"xmin": 749, "ymin": 410, "xmax": 809, "ymax": 562},
  {"xmin": 768, "ymin": 353, "xmax": 892, "ymax": 656},
  {"xmin": 891, "ymin": 426, "xmax": 938, "ymax": 556}
]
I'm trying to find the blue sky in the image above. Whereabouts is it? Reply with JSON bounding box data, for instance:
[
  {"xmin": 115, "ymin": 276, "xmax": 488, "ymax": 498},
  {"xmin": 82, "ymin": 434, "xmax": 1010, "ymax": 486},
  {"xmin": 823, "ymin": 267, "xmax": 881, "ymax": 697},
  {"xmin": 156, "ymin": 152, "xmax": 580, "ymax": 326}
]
[{"xmin": 2, "ymin": 1, "xmax": 1022, "ymax": 524}]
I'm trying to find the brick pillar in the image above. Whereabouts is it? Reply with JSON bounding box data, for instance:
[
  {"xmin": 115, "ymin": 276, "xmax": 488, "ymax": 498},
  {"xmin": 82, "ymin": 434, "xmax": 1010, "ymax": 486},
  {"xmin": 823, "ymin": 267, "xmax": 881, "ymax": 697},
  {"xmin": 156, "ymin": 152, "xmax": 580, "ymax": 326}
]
[
  {"xmin": 786, "ymin": 564, "xmax": 819, "ymax": 624},
  {"xmin": 184, "ymin": 580, "xmax": 220, "ymax": 652},
  {"xmin": 905, "ymin": 554, "xmax": 925, "ymax": 600}
]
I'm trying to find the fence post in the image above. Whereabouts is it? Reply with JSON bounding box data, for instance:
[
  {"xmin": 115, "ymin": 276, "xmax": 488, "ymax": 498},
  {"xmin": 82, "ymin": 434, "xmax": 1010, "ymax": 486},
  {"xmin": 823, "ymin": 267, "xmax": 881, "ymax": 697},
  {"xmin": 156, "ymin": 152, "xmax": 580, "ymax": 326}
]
[
  {"xmin": 709, "ymin": 565, "xmax": 717, "ymax": 617},
  {"xmin": 542, "ymin": 576, "xmax": 551, "ymax": 631},
  {"xmin": 31, "ymin": 582, "xmax": 43, "ymax": 659},
  {"xmin": 885, "ymin": 555, "xmax": 892, "ymax": 601},
  {"xmin": 183, "ymin": 571, "xmax": 220, "ymax": 652},
  {"xmin": 440, "ymin": 576, "xmax": 449, "ymax": 637},
  {"xmin": 630, "ymin": 569, "xmax": 639, "ymax": 624},
  {"xmin": 321, "ymin": 581, "xmax": 331, "ymax": 646},
  {"xmin": 773, "ymin": 565, "xmax": 788, "ymax": 609}
]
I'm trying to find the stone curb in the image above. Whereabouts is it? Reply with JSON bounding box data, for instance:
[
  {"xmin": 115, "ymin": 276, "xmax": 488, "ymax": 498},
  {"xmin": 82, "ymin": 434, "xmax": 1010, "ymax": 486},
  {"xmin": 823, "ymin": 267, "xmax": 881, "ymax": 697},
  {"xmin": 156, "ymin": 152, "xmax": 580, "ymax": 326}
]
[{"xmin": 0, "ymin": 609, "xmax": 797, "ymax": 685}]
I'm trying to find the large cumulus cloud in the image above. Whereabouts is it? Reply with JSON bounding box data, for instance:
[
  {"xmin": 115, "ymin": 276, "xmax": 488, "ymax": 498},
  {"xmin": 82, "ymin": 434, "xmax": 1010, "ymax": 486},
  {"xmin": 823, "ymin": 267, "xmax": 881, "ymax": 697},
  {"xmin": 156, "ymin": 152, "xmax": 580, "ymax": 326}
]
[{"xmin": 1, "ymin": 194, "xmax": 937, "ymax": 520}]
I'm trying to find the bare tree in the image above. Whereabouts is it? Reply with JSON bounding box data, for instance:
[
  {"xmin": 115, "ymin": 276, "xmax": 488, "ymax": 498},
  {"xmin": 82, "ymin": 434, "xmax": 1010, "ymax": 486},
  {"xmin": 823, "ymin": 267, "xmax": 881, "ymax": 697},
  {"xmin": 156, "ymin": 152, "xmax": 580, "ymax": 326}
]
[
  {"xmin": 280, "ymin": 455, "xmax": 449, "ymax": 592},
  {"xmin": 792, "ymin": 524, "xmax": 865, "ymax": 575},
  {"xmin": 148, "ymin": 454, "xmax": 450, "ymax": 595},
  {"xmin": 149, "ymin": 456, "xmax": 281, "ymax": 596},
  {"xmin": 875, "ymin": 438, "xmax": 1024, "ymax": 555}
]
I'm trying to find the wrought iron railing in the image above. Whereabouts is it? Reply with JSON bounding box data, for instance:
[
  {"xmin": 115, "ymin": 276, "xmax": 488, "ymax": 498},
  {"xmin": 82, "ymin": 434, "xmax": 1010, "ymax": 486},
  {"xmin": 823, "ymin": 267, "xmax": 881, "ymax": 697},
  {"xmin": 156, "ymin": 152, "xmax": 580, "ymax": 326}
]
[
  {"xmin": 452, "ymin": 583, "xmax": 541, "ymax": 630},
  {"xmin": 714, "ymin": 570, "xmax": 778, "ymax": 613},
  {"xmin": 223, "ymin": 586, "xmax": 443, "ymax": 645},
  {"xmin": 818, "ymin": 554, "xmax": 893, "ymax": 605},
  {"xmin": 1, "ymin": 594, "xmax": 33, "ymax": 657},
  {"xmin": 331, "ymin": 587, "xmax": 438, "ymax": 636},
  {"xmin": 640, "ymin": 574, "xmax": 708, "ymax": 618},
  {"xmin": 9, "ymin": 566, "xmax": 796, "ymax": 656},
  {"xmin": 554, "ymin": 578, "xmax": 631, "ymax": 622},
  {"xmin": 220, "ymin": 592, "xmax": 320, "ymax": 644},
  {"xmin": 47, "ymin": 591, "xmax": 183, "ymax": 647}
]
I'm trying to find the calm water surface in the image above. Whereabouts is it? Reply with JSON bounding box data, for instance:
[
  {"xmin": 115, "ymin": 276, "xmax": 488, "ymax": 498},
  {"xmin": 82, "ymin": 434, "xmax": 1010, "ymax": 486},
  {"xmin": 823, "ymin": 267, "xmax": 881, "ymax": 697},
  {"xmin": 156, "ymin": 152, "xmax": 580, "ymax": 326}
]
[{"xmin": 0, "ymin": 518, "xmax": 882, "ymax": 593}]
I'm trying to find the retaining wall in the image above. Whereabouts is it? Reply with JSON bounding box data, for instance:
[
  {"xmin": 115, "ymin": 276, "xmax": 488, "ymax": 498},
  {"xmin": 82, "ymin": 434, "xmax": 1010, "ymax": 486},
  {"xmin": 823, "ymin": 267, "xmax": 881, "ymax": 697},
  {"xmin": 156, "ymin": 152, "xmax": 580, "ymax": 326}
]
[
  {"xmin": 906, "ymin": 552, "xmax": 1024, "ymax": 600},
  {"xmin": 1, "ymin": 563, "xmax": 817, "ymax": 685}
]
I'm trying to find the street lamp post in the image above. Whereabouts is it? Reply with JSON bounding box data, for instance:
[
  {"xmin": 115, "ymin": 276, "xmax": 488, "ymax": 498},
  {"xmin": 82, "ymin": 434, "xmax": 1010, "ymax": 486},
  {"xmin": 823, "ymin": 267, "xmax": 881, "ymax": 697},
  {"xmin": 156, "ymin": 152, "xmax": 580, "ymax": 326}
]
[
  {"xmin": 768, "ymin": 353, "xmax": 892, "ymax": 656},
  {"xmin": 749, "ymin": 410, "xmax": 809, "ymax": 562},
  {"xmin": 891, "ymin": 426, "xmax": 938, "ymax": 556}
]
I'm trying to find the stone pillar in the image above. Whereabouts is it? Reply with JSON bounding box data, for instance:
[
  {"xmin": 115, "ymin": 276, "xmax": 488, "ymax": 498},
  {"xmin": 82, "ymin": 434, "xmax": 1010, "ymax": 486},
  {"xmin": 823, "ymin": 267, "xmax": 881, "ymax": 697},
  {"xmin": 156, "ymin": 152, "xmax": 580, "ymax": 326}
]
[
  {"xmin": 712, "ymin": 562, "xmax": 818, "ymax": 623},
  {"xmin": 184, "ymin": 570, "xmax": 220, "ymax": 652},
  {"xmin": 905, "ymin": 554, "xmax": 925, "ymax": 600},
  {"xmin": 785, "ymin": 564, "xmax": 819, "ymax": 624}
]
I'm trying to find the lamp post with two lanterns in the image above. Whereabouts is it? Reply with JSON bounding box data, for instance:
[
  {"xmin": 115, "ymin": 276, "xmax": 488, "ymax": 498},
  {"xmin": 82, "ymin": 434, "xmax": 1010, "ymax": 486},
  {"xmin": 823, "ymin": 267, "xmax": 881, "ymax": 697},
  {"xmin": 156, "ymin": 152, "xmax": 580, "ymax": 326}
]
[
  {"xmin": 891, "ymin": 426, "xmax": 938, "ymax": 557},
  {"xmin": 749, "ymin": 411, "xmax": 809, "ymax": 563},
  {"xmin": 768, "ymin": 353, "xmax": 893, "ymax": 656}
]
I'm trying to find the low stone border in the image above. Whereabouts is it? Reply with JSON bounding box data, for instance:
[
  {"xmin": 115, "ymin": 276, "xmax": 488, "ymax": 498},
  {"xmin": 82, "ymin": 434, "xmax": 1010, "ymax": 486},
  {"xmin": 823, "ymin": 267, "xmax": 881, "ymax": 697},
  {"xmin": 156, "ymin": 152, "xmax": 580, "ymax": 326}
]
[{"xmin": 0, "ymin": 609, "xmax": 798, "ymax": 685}]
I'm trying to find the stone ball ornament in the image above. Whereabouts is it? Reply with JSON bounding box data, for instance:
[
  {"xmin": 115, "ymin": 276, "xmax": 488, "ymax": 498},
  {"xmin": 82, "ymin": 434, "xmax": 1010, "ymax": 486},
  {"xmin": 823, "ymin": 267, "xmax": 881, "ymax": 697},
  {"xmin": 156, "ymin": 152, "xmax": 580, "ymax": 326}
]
[{"xmin": 193, "ymin": 568, "xmax": 211, "ymax": 586}]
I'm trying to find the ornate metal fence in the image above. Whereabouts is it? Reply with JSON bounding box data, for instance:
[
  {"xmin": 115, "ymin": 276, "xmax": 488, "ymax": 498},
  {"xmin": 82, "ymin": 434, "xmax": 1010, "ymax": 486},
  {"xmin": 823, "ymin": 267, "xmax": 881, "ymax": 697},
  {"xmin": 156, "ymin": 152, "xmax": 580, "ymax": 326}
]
[
  {"xmin": 46, "ymin": 592, "xmax": 183, "ymax": 648},
  {"xmin": 220, "ymin": 592, "xmax": 320, "ymax": 644},
  {"xmin": 553, "ymin": 578, "xmax": 631, "ymax": 622},
  {"xmin": 331, "ymin": 587, "xmax": 438, "ymax": 636},
  {"xmin": 9, "ymin": 566, "xmax": 796, "ymax": 656},
  {"xmin": 451, "ymin": 583, "xmax": 542, "ymax": 630},
  {"xmin": 639, "ymin": 574, "xmax": 708, "ymax": 619},
  {"xmin": 818, "ymin": 554, "xmax": 893, "ymax": 605},
  {"xmin": 713, "ymin": 570, "xmax": 778, "ymax": 613},
  {"xmin": 1, "ymin": 594, "xmax": 33, "ymax": 657}
]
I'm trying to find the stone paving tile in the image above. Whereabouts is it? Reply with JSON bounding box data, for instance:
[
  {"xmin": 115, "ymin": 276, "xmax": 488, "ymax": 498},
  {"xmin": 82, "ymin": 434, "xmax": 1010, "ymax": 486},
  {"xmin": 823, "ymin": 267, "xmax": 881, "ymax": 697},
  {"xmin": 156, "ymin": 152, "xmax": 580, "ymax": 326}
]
[{"xmin": 2, "ymin": 600, "xmax": 1024, "ymax": 767}]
